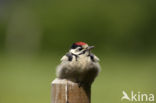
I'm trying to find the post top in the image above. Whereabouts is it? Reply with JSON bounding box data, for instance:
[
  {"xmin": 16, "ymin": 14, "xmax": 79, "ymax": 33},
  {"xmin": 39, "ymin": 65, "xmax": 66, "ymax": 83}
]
[
  {"xmin": 52, "ymin": 78, "xmax": 76, "ymax": 85},
  {"xmin": 51, "ymin": 78, "xmax": 91, "ymax": 103}
]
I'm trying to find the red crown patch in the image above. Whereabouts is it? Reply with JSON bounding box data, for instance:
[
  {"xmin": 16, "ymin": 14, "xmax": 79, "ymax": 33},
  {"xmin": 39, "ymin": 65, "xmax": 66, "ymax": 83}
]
[{"xmin": 75, "ymin": 42, "xmax": 87, "ymax": 46}]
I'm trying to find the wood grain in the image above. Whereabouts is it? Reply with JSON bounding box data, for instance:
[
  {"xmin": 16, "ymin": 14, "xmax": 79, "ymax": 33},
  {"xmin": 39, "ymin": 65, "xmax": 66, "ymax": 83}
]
[{"xmin": 51, "ymin": 78, "xmax": 90, "ymax": 103}]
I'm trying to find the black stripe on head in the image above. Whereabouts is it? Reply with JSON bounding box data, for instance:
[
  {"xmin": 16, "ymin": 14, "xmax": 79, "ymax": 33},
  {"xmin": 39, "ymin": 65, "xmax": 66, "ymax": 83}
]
[
  {"xmin": 71, "ymin": 43, "xmax": 77, "ymax": 49},
  {"xmin": 71, "ymin": 43, "xmax": 82, "ymax": 49}
]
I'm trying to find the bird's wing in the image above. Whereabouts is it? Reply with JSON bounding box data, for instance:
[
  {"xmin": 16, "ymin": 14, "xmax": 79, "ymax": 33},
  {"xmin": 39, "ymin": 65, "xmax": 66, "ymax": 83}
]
[
  {"xmin": 61, "ymin": 52, "xmax": 73, "ymax": 61},
  {"xmin": 91, "ymin": 53, "xmax": 100, "ymax": 62},
  {"xmin": 94, "ymin": 55, "xmax": 100, "ymax": 61},
  {"xmin": 60, "ymin": 55, "xmax": 68, "ymax": 61}
]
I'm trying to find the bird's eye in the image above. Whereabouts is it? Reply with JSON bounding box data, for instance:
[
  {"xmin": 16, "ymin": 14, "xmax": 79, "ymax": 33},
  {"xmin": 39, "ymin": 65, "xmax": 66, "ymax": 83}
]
[{"xmin": 78, "ymin": 48, "xmax": 83, "ymax": 51}]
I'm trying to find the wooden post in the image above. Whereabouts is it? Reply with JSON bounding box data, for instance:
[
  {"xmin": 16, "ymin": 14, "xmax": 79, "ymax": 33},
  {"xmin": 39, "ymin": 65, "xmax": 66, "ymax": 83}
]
[{"xmin": 51, "ymin": 78, "xmax": 91, "ymax": 103}]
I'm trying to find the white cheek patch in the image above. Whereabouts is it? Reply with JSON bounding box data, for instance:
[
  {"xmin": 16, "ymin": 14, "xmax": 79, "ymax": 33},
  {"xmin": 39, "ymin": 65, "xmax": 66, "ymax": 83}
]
[
  {"xmin": 70, "ymin": 49, "xmax": 81, "ymax": 55},
  {"xmin": 70, "ymin": 49, "xmax": 76, "ymax": 54}
]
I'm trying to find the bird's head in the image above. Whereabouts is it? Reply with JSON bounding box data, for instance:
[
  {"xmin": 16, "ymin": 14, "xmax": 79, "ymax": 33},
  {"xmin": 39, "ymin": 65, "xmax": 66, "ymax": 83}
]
[{"xmin": 69, "ymin": 42, "xmax": 94, "ymax": 55}]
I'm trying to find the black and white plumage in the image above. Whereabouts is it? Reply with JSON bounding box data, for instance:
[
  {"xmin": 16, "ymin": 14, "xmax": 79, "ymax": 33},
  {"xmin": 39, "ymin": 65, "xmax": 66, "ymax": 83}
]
[{"xmin": 56, "ymin": 42, "xmax": 101, "ymax": 87}]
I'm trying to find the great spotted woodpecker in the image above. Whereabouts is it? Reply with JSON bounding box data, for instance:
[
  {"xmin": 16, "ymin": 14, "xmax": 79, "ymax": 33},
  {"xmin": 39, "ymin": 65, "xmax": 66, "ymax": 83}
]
[{"xmin": 56, "ymin": 42, "xmax": 101, "ymax": 87}]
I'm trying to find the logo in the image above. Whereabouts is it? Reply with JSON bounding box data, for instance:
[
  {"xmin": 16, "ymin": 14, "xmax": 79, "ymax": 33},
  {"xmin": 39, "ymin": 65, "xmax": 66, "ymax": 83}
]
[{"xmin": 121, "ymin": 91, "xmax": 154, "ymax": 102}]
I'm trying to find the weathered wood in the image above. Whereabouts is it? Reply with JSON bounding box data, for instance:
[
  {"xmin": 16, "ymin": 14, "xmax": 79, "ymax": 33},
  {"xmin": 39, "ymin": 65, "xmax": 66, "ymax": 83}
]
[{"xmin": 51, "ymin": 78, "xmax": 91, "ymax": 103}]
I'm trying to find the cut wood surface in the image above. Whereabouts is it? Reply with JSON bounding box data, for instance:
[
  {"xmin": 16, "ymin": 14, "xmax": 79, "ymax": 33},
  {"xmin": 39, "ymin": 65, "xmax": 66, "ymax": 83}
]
[{"xmin": 51, "ymin": 78, "xmax": 91, "ymax": 103}]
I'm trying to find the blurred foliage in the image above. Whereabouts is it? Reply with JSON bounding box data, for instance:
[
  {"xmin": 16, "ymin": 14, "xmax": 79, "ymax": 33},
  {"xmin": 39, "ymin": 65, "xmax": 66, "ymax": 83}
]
[
  {"xmin": 0, "ymin": 0, "xmax": 156, "ymax": 103},
  {"xmin": 0, "ymin": 0, "xmax": 156, "ymax": 54},
  {"xmin": 0, "ymin": 55, "xmax": 156, "ymax": 103}
]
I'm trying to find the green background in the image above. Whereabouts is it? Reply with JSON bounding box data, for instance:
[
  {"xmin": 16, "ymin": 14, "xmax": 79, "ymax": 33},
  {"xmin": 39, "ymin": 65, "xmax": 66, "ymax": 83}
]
[{"xmin": 0, "ymin": 0, "xmax": 156, "ymax": 103}]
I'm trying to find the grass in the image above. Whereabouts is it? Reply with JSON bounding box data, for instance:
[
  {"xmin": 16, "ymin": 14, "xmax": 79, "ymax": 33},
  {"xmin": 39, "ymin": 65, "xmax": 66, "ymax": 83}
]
[{"xmin": 0, "ymin": 54, "xmax": 156, "ymax": 103}]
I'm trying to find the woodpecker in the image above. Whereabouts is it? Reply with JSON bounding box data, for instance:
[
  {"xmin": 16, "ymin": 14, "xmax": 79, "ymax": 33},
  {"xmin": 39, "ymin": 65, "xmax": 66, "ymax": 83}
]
[{"xmin": 56, "ymin": 42, "xmax": 101, "ymax": 87}]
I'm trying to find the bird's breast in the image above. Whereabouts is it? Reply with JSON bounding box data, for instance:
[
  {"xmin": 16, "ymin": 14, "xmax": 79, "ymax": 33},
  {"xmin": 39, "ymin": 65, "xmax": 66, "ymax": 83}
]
[{"xmin": 69, "ymin": 55, "xmax": 92, "ymax": 71}]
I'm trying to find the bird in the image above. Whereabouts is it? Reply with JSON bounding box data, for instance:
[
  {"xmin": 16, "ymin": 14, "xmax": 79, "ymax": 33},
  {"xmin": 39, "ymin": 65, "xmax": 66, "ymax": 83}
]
[{"xmin": 56, "ymin": 42, "xmax": 101, "ymax": 87}]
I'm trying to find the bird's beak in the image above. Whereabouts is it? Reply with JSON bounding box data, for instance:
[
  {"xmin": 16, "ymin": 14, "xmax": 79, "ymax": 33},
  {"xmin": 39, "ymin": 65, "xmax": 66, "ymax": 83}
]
[{"xmin": 86, "ymin": 46, "xmax": 94, "ymax": 51}]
